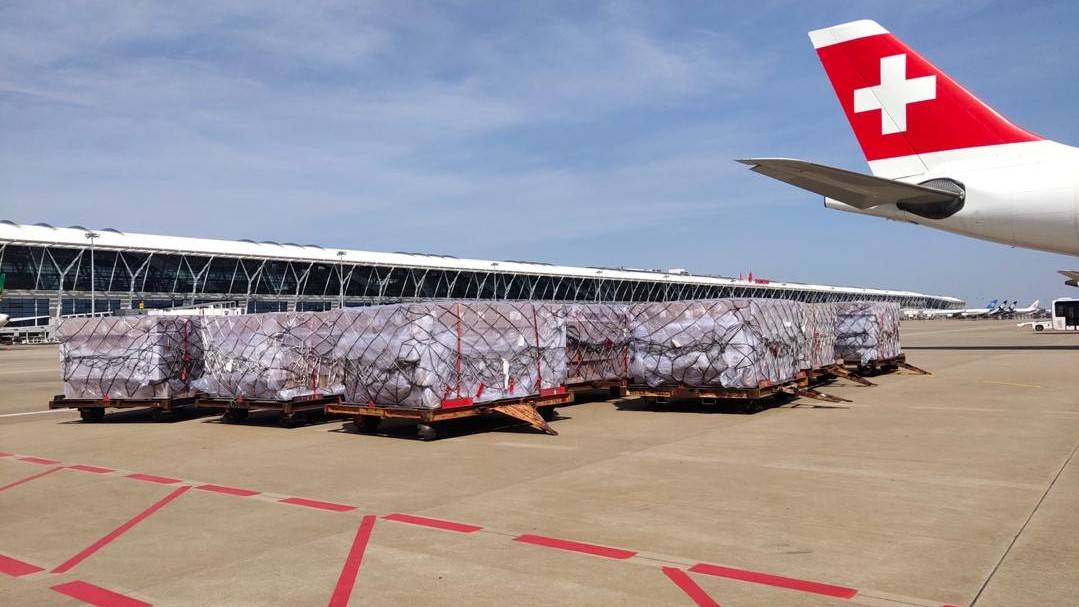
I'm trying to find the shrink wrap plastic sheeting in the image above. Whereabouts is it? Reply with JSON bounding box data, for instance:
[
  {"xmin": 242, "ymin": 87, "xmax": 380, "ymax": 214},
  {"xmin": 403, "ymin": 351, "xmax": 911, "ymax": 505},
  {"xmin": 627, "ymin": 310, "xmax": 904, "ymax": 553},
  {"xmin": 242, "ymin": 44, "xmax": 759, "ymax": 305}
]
[
  {"xmin": 195, "ymin": 311, "xmax": 345, "ymax": 400},
  {"xmin": 804, "ymin": 303, "xmax": 840, "ymax": 370},
  {"xmin": 564, "ymin": 304, "xmax": 632, "ymax": 384},
  {"xmin": 629, "ymin": 299, "xmax": 806, "ymax": 389},
  {"xmin": 58, "ymin": 316, "xmax": 203, "ymax": 400},
  {"xmin": 334, "ymin": 302, "xmax": 567, "ymax": 409},
  {"xmin": 835, "ymin": 302, "xmax": 902, "ymax": 365}
]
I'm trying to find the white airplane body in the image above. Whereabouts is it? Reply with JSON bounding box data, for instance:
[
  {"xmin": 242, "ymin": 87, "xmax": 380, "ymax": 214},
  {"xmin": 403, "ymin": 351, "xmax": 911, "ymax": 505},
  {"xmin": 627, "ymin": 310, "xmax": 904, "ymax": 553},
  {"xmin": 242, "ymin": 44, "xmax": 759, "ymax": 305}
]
[
  {"xmin": 1008, "ymin": 300, "xmax": 1041, "ymax": 315},
  {"xmin": 0, "ymin": 314, "xmax": 7, "ymax": 328},
  {"xmin": 920, "ymin": 299, "xmax": 998, "ymax": 318},
  {"xmin": 740, "ymin": 20, "xmax": 1079, "ymax": 283}
]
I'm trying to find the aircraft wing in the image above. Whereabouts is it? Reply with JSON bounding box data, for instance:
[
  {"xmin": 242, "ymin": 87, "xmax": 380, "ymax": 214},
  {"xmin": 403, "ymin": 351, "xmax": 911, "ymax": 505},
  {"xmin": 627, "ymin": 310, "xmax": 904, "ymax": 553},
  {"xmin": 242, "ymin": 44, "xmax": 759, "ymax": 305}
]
[
  {"xmin": 736, "ymin": 158, "xmax": 960, "ymax": 210},
  {"xmin": 1060, "ymin": 270, "xmax": 1079, "ymax": 288}
]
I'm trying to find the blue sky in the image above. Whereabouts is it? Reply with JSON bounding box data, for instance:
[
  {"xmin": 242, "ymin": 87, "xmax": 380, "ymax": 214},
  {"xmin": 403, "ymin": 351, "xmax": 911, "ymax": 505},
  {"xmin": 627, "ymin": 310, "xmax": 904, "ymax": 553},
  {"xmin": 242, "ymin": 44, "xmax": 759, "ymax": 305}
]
[{"xmin": 1, "ymin": 1, "xmax": 1077, "ymax": 306}]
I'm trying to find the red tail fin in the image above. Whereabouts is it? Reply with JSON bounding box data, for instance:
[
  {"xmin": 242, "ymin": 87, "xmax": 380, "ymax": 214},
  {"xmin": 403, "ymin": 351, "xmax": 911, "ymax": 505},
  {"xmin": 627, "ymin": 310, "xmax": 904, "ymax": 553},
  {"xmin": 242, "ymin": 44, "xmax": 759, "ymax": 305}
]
[{"xmin": 810, "ymin": 20, "xmax": 1039, "ymax": 173}]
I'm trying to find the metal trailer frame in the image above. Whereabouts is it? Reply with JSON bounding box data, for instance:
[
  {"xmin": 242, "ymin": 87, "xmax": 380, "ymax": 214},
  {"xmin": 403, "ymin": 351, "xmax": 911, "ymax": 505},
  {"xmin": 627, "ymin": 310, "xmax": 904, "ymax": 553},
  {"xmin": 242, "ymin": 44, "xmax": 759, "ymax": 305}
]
[
  {"xmin": 625, "ymin": 372, "xmax": 850, "ymax": 408},
  {"xmin": 566, "ymin": 378, "xmax": 628, "ymax": 399},
  {"xmin": 325, "ymin": 389, "xmax": 573, "ymax": 441},
  {"xmin": 806, "ymin": 361, "xmax": 877, "ymax": 387},
  {"xmin": 196, "ymin": 394, "xmax": 343, "ymax": 427},
  {"xmin": 49, "ymin": 394, "xmax": 201, "ymax": 423},
  {"xmin": 845, "ymin": 353, "xmax": 931, "ymax": 376}
]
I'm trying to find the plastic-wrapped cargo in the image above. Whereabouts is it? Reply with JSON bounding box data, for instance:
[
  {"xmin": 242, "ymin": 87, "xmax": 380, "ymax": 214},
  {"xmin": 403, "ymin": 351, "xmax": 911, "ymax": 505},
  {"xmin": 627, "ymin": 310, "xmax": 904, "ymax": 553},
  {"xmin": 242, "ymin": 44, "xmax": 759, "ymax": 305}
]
[
  {"xmin": 629, "ymin": 299, "xmax": 807, "ymax": 389},
  {"xmin": 835, "ymin": 301, "xmax": 901, "ymax": 365},
  {"xmin": 334, "ymin": 302, "xmax": 567, "ymax": 409},
  {"xmin": 564, "ymin": 303, "xmax": 632, "ymax": 385},
  {"xmin": 58, "ymin": 315, "xmax": 203, "ymax": 400},
  {"xmin": 804, "ymin": 303, "xmax": 840, "ymax": 370},
  {"xmin": 194, "ymin": 311, "xmax": 345, "ymax": 401}
]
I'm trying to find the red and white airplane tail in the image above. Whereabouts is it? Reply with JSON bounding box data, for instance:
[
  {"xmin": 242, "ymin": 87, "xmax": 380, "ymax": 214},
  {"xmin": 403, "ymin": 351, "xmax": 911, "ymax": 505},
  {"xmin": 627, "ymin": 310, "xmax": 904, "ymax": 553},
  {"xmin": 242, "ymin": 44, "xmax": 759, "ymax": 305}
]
[
  {"xmin": 738, "ymin": 19, "xmax": 1079, "ymax": 261},
  {"xmin": 809, "ymin": 20, "xmax": 1041, "ymax": 179}
]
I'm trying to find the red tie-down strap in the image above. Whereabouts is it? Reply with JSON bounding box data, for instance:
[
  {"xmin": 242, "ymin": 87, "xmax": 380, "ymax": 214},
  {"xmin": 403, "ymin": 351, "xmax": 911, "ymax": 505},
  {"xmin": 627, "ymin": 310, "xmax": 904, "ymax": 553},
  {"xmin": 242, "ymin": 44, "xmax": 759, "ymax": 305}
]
[
  {"xmin": 102, "ymin": 394, "xmax": 111, "ymax": 404},
  {"xmin": 475, "ymin": 383, "xmax": 485, "ymax": 399},
  {"xmin": 180, "ymin": 320, "xmax": 191, "ymax": 384},
  {"xmin": 508, "ymin": 377, "xmax": 516, "ymax": 395},
  {"xmin": 539, "ymin": 386, "xmax": 566, "ymax": 397}
]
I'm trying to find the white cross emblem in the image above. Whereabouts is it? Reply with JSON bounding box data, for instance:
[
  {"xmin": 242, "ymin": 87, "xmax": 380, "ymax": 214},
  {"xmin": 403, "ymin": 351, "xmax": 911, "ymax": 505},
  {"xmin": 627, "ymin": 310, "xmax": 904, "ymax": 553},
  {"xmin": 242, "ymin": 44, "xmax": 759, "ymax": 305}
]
[{"xmin": 853, "ymin": 54, "xmax": 936, "ymax": 135}]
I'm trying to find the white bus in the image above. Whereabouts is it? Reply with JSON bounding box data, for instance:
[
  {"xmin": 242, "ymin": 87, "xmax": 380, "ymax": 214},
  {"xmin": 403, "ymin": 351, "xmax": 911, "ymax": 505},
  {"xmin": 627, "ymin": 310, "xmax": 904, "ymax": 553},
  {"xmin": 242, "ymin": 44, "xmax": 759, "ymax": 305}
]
[{"xmin": 1020, "ymin": 298, "xmax": 1079, "ymax": 332}]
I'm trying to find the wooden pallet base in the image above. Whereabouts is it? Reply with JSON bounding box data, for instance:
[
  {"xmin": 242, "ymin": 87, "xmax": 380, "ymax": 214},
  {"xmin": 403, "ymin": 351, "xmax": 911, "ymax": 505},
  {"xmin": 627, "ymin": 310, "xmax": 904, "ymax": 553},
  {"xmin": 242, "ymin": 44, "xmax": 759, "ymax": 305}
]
[{"xmin": 326, "ymin": 392, "xmax": 572, "ymax": 440}]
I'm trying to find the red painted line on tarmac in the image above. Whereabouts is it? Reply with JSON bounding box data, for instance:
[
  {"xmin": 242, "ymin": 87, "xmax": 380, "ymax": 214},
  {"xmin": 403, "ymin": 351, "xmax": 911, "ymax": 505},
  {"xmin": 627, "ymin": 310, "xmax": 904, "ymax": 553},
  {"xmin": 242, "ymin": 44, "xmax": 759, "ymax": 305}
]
[
  {"xmin": 327, "ymin": 515, "xmax": 377, "ymax": 607},
  {"xmin": 663, "ymin": 567, "xmax": 721, "ymax": 607},
  {"xmin": 52, "ymin": 580, "xmax": 151, "ymax": 607},
  {"xmin": 195, "ymin": 483, "xmax": 260, "ymax": 497},
  {"xmin": 513, "ymin": 534, "xmax": 637, "ymax": 560},
  {"xmin": 52, "ymin": 485, "xmax": 191, "ymax": 574},
  {"xmin": 69, "ymin": 464, "xmax": 116, "ymax": 474},
  {"xmin": 18, "ymin": 456, "xmax": 61, "ymax": 465},
  {"xmin": 0, "ymin": 465, "xmax": 63, "ymax": 493},
  {"xmin": 279, "ymin": 497, "xmax": 356, "ymax": 512},
  {"xmin": 383, "ymin": 513, "xmax": 482, "ymax": 533},
  {"xmin": 0, "ymin": 451, "xmax": 13, "ymax": 457},
  {"xmin": 689, "ymin": 562, "xmax": 857, "ymax": 599},
  {"xmin": 0, "ymin": 553, "xmax": 44, "ymax": 577},
  {"xmin": 125, "ymin": 473, "xmax": 181, "ymax": 485}
]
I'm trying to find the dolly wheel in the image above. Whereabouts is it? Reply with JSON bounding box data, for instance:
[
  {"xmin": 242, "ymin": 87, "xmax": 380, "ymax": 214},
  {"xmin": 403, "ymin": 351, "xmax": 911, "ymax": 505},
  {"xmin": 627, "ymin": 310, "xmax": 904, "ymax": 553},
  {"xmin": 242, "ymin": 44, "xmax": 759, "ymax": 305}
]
[
  {"xmin": 356, "ymin": 416, "xmax": 380, "ymax": 434},
  {"xmin": 222, "ymin": 409, "xmax": 249, "ymax": 424},
  {"xmin": 417, "ymin": 423, "xmax": 438, "ymax": 441},
  {"xmin": 538, "ymin": 406, "xmax": 558, "ymax": 421},
  {"xmin": 79, "ymin": 408, "xmax": 105, "ymax": 423}
]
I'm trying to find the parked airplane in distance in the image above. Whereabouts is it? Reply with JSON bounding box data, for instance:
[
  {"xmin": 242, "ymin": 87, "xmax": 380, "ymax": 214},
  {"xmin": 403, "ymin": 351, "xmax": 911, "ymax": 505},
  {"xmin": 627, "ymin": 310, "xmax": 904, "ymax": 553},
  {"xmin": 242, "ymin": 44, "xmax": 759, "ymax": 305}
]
[
  {"xmin": 1006, "ymin": 300, "xmax": 1041, "ymax": 316},
  {"xmin": 739, "ymin": 20, "xmax": 1078, "ymax": 285},
  {"xmin": 914, "ymin": 299, "xmax": 999, "ymax": 319}
]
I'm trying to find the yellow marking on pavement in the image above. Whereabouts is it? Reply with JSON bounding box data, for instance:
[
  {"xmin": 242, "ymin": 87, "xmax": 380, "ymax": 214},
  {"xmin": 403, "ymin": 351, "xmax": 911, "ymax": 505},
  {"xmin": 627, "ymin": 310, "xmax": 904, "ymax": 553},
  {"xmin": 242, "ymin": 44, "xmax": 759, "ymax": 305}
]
[{"xmin": 981, "ymin": 380, "xmax": 1044, "ymax": 389}]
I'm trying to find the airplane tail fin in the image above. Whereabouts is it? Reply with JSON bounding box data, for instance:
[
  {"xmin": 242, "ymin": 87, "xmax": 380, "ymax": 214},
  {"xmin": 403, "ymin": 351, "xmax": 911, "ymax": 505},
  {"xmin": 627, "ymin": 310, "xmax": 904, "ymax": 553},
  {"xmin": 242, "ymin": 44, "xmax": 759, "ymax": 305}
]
[{"xmin": 809, "ymin": 20, "xmax": 1041, "ymax": 178}]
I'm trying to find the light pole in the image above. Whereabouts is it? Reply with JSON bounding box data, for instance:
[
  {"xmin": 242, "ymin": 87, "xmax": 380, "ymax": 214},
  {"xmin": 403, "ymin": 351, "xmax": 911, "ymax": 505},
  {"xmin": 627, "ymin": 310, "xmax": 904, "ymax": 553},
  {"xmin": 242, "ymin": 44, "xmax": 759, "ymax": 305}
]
[
  {"xmin": 84, "ymin": 231, "xmax": 99, "ymax": 315},
  {"xmin": 336, "ymin": 251, "xmax": 346, "ymax": 309}
]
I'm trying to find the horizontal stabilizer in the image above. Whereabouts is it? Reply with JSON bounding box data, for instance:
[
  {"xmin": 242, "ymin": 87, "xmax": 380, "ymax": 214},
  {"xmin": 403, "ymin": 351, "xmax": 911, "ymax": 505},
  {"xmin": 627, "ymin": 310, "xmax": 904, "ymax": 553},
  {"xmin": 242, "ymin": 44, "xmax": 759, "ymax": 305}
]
[{"xmin": 737, "ymin": 158, "xmax": 960, "ymax": 210}]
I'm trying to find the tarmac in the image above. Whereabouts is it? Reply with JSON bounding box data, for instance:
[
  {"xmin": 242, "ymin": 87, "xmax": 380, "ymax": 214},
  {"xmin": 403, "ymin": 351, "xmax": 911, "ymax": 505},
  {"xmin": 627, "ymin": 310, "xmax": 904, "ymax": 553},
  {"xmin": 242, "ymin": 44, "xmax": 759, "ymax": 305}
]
[{"xmin": 0, "ymin": 319, "xmax": 1076, "ymax": 606}]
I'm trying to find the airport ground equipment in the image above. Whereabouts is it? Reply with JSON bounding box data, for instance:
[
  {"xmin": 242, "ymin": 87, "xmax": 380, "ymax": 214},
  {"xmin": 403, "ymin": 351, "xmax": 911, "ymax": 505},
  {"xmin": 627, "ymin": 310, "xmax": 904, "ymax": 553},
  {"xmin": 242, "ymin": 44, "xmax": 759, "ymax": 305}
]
[
  {"xmin": 196, "ymin": 393, "xmax": 341, "ymax": 427},
  {"xmin": 1018, "ymin": 298, "xmax": 1079, "ymax": 331},
  {"xmin": 49, "ymin": 394, "xmax": 201, "ymax": 423},
  {"xmin": 326, "ymin": 389, "xmax": 571, "ymax": 440}
]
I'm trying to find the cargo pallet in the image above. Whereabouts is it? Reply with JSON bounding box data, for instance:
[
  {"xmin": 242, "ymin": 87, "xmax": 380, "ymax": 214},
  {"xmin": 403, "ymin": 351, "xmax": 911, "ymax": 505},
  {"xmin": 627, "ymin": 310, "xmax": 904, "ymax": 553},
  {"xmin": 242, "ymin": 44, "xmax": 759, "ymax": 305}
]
[
  {"xmin": 325, "ymin": 388, "xmax": 573, "ymax": 441},
  {"xmin": 196, "ymin": 394, "xmax": 343, "ymax": 427},
  {"xmin": 847, "ymin": 353, "xmax": 930, "ymax": 376},
  {"xmin": 50, "ymin": 394, "xmax": 201, "ymax": 423},
  {"xmin": 807, "ymin": 363, "xmax": 876, "ymax": 387},
  {"xmin": 625, "ymin": 374, "xmax": 849, "ymax": 409},
  {"xmin": 566, "ymin": 378, "xmax": 627, "ymax": 399}
]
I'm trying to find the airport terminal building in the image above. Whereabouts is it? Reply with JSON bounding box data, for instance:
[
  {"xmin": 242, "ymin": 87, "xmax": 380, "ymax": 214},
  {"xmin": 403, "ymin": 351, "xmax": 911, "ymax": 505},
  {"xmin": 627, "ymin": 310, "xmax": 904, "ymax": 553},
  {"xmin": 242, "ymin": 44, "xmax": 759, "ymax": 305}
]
[{"xmin": 0, "ymin": 221, "xmax": 962, "ymax": 326}]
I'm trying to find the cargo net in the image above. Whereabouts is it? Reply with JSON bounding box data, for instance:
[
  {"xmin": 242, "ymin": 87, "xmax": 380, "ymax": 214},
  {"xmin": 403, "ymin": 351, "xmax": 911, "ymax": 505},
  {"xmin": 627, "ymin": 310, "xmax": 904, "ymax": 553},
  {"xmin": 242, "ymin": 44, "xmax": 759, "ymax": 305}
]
[
  {"xmin": 334, "ymin": 302, "xmax": 566, "ymax": 409},
  {"xmin": 58, "ymin": 315, "xmax": 203, "ymax": 400},
  {"xmin": 629, "ymin": 299, "xmax": 806, "ymax": 389},
  {"xmin": 804, "ymin": 302, "xmax": 840, "ymax": 370},
  {"xmin": 563, "ymin": 303, "xmax": 631, "ymax": 385},
  {"xmin": 835, "ymin": 301, "xmax": 902, "ymax": 365},
  {"xmin": 195, "ymin": 311, "xmax": 346, "ymax": 401}
]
